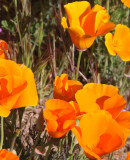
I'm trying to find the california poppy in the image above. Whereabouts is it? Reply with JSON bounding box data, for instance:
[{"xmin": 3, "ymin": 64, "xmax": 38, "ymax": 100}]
[
  {"xmin": 44, "ymin": 99, "xmax": 76, "ymax": 138},
  {"xmin": 72, "ymin": 110, "xmax": 129, "ymax": 159},
  {"xmin": 72, "ymin": 83, "xmax": 130, "ymax": 159},
  {"xmin": 126, "ymin": 152, "xmax": 130, "ymax": 160},
  {"xmin": 0, "ymin": 59, "xmax": 38, "ymax": 117},
  {"xmin": 0, "ymin": 149, "xmax": 19, "ymax": 160},
  {"xmin": 61, "ymin": 2, "xmax": 115, "ymax": 49},
  {"xmin": 0, "ymin": 40, "xmax": 8, "ymax": 59},
  {"xmin": 75, "ymin": 83, "xmax": 126, "ymax": 119},
  {"xmin": 53, "ymin": 74, "xmax": 83, "ymax": 102},
  {"xmin": 105, "ymin": 24, "xmax": 130, "ymax": 61},
  {"xmin": 121, "ymin": 0, "xmax": 130, "ymax": 8}
]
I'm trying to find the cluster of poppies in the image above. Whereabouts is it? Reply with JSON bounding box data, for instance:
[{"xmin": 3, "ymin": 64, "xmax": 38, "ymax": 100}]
[
  {"xmin": 62, "ymin": 1, "xmax": 130, "ymax": 61},
  {"xmin": 0, "ymin": 0, "xmax": 130, "ymax": 159},
  {"xmin": 44, "ymin": 74, "xmax": 130, "ymax": 159}
]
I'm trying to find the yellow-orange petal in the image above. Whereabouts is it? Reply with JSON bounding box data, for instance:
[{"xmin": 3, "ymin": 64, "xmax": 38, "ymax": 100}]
[
  {"xmin": 13, "ymin": 65, "xmax": 38, "ymax": 108},
  {"xmin": 114, "ymin": 24, "xmax": 130, "ymax": 61},
  {"xmin": 63, "ymin": 120, "xmax": 76, "ymax": 130},
  {"xmin": 121, "ymin": 0, "xmax": 130, "ymax": 8},
  {"xmin": 68, "ymin": 26, "xmax": 96, "ymax": 49},
  {"xmin": 72, "ymin": 126, "xmax": 101, "ymax": 159},
  {"xmin": 64, "ymin": 1, "xmax": 91, "ymax": 27},
  {"xmin": 75, "ymin": 83, "xmax": 119, "ymax": 113},
  {"xmin": 96, "ymin": 22, "xmax": 115, "ymax": 36},
  {"xmin": 105, "ymin": 33, "xmax": 117, "ymax": 56},
  {"xmin": 44, "ymin": 110, "xmax": 58, "ymax": 121},
  {"xmin": 126, "ymin": 152, "xmax": 130, "ymax": 160},
  {"xmin": 116, "ymin": 111, "xmax": 130, "ymax": 129},
  {"xmin": 106, "ymin": 24, "xmax": 130, "ymax": 61},
  {"xmin": 95, "ymin": 10, "xmax": 109, "ymax": 33},
  {"xmin": 79, "ymin": 111, "xmax": 109, "ymax": 150},
  {"xmin": 0, "ymin": 149, "xmax": 19, "ymax": 160},
  {"xmin": 45, "ymin": 99, "xmax": 74, "ymax": 111},
  {"xmin": 61, "ymin": 17, "xmax": 68, "ymax": 29},
  {"xmin": 0, "ymin": 105, "xmax": 10, "ymax": 117},
  {"xmin": 103, "ymin": 94, "xmax": 126, "ymax": 119},
  {"xmin": 92, "ymin": 4, "xmax": 106, "ymax": 12}
]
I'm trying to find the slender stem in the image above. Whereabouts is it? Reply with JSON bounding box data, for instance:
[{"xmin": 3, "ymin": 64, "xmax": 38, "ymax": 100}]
[
  {"xmin": 106, "ymin": 0, "xmax": 109, "ymax": 13},
  {"xmin": 128, "ymin": 8, "xmax": 130, "ymax": 27},
  {"xmin": 76, "ymin": 51, "xmax": 82, "ymax": 80},
  {"xmin": 120, "ymin": 77, "xmax": 127, "ymax": 95},
  {"xmin": 0, "ymin": 117, "xmax": 4, "ymax": 150}
]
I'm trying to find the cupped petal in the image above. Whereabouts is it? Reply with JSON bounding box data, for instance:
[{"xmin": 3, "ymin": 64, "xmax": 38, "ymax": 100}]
[
  {"xmin": 64, "ymin": 1, "xmax": 91, "ymax": 26},
  {"xmin": 112, "ymin": 24, "xmax": 130, "ymax": 61},
  {"xmin": 116, "ymin": 111, "xmax": 130, "ymax": 129},
  {"xmin": 44, "ymin": 110, "xmax": 58, "ymax": 121},
  {"xmin": 96, "ymin": 22, "xmax": 115, "ymax": 36},
  {"xmin": 63, "ymin": 120, "xmax": 76, "ymax": 130},
  {"xmin": 75, "ymin": 83, "xmax": 119, "ymax": 113},
  {"xmin": 48, "ymin": 130, "xmax": 68, "ymax": 138},
  {"xmin": 46, "ymin": 120, "xmax": 58, "ymax": 132},
  {"xmin": 114, "ymin": 24, "xmax": 130, "ymax": 39},
  {"xmin": 68, "ymin": 26, "xmax": 96, "ymax": 49},
  {"xmin": 0, "ymin": 105, "xmax": 10, "ymax": 117},
  {"xmin": 13, "ymin": 65, "xmax": 38, "ymax": 108},
  {"xmin": 79, "ymin": 111, "xmax": 110, "ymax": 150},
  {"xmin": 92, "ymin": 4, "xmax": 106, "ymax": 12},
  {"xmin": 105, "ymin": 33, "xmax": 117, "ymax": 56},
  {"xmin": 95, "ymin": 10, "xmax": 110, "ymax": 33},
  {"xmin": 103, "ymin": 94, "xmax": 126, "ymax": 119},
  {"xmin": 45, "ymin": 99, "xmax": 74, "ymax": 111},
  {"xmin": 95, "ymin": 117, "xmax": 124, "ymax": 155},
  {"xmin": 82, "ymin": 11, "xmax": 97, "ymax": 36},
  {"xmin": 72, "ymin": 126, "xmax": 101, "ymax": 159}
]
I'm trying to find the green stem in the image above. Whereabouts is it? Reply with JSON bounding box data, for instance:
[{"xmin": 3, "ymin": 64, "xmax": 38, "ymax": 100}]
[
  {"xmin": 128, "ymin": 8, "xmax": 130, "ymax": 27},
  {"xmin": 120, "ymin": 77, "xmax": 127, "ymax": 95},
  {"xmin": 106, "ymin": 0, "xmax": 109, "ymax": 13},
  {"xmin": 76, "ymin": 51, "xmax": 82, "ymax": 80},
  {"xmin": 0, "ymin": 117, "xmax": 4, "ymax": 150}
]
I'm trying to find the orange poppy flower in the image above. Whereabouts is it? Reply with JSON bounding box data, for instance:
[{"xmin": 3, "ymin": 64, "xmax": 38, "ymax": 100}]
[
  {"xmin": 121, "ymin": 0, "xmax": 130, "ymax": 8},
  {"xmin": 0, "ymin": 59, "xmax": 38, "ymax": 117},
  {"xmin": 71, "ymin": 83, "xmax": 130, "ymax": 159},
  {"xmin": 75, "ymin": 83, "xmax": 126, "ymax": 119},
  {"xmin": 44, "ymin": 99, "xmax": 76, "ymax": 138},
  {"xmin": 53, "ymin": 74, "xmax": 83, "ymax": 102},
  {"xmin": 105, "ymin": 24, "xmax": 130, "ymax": 61},
  {"xmin": 61, "ymin": 2, "xmax": 115, "ymax": 49},
  {"xmin": 126, "ymin": 152, "xmax": 130, "ymax": 160},
  {"xmin": 0, "ymin": 149, "xmax": 19, "ymax": 160},
  {"xmin": 72, "ymin": 110, "xmax": 129, "ymax": 159},
  {"xmin": 0, "ymin": 40, "xmax": 8, "ymax": 59}
]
